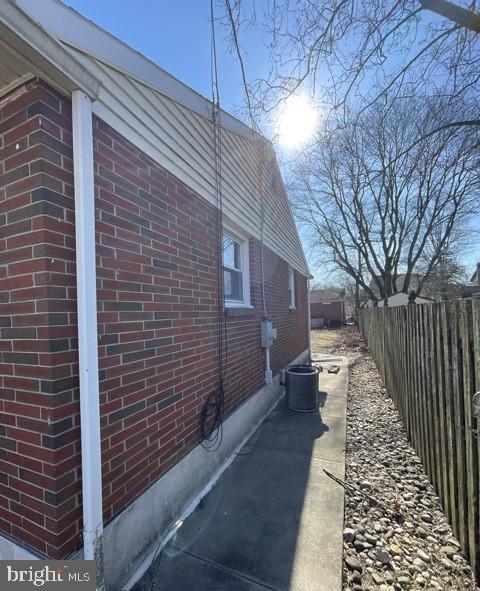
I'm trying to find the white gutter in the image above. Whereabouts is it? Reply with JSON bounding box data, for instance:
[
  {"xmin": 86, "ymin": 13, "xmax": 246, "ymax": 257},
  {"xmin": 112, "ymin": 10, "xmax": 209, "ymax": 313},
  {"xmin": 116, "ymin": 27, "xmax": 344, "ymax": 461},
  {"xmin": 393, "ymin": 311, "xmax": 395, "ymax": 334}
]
[{"xmin": 72, "ymin": 90, "xmax": 104, "ymax": 589}]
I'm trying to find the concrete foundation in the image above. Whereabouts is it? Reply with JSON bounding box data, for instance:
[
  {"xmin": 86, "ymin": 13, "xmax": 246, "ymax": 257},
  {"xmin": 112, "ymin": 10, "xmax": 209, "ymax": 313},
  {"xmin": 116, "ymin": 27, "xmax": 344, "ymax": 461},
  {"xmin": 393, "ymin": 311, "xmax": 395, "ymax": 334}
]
[{"xmin": 0, "ymin": 534, "xmax": 41, "ymax": 561}]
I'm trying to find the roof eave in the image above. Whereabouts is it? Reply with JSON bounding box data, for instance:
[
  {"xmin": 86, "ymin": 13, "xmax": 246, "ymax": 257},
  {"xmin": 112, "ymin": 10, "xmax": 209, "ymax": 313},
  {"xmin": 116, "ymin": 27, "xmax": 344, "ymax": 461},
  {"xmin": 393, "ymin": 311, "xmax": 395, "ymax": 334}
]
[{"xmin": 1, "ymin": 0, "xmax": 101, "ymax": 99}]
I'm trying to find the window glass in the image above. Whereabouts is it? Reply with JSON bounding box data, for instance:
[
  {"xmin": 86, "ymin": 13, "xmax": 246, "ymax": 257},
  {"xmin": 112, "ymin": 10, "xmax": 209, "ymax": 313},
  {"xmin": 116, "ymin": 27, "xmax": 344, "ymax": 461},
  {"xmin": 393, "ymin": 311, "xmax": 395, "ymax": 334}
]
[
  {"xmin": 224, "ymin": 269, "xmax": 243, "ymax": 301},
  {"xmin": 222, "ymin": 231, "xmax": 249, "ymax": 305},
  {"xmin": 288, "ymin": 269, "xmax": 296, "ymax": 308},
  {"xmin": 223, "ymin": 234, "xmax": 241, "ymax": 270}
]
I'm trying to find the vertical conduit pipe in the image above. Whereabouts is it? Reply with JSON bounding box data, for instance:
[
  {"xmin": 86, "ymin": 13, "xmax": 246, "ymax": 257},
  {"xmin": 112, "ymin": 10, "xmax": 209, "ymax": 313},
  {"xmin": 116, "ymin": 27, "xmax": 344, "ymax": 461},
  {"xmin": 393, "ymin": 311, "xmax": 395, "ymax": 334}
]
[
  {"xmin": 307, "ymin": 275, "xmax": 313, "ymax": 362},
  {"xmin": 72, "ymin": 91, "xmax": 104, "ymax": 588},
  {"xmin": 265, "ymin": 347, "xmax": 272, "ymax": 384}
]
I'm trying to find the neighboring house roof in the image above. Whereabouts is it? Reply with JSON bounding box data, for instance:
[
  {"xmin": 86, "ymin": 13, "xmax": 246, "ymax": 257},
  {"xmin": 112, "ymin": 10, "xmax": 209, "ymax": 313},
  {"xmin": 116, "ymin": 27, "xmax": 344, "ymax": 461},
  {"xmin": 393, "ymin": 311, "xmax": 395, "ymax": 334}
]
[
  {"xmin": 362, "ymin": 292, "xmax": 432, "ymax": 308},
  {"xmin": 369, "ymin": 274, "xmax": 422, "ymax": 293},
  {"xmin": 310, "ymin": 288, "xmax": 345, "ymax": 304},
  {"xmin": 10, "ymin": 0, "xmax": 309, "ymax": 276},
  {"xmin": 470, "ymin": 263, "xmax": 480, "ymax": 285},
  {"xmin": 460, "ymin": 284, "xmax": 480, "ymax": 297}
]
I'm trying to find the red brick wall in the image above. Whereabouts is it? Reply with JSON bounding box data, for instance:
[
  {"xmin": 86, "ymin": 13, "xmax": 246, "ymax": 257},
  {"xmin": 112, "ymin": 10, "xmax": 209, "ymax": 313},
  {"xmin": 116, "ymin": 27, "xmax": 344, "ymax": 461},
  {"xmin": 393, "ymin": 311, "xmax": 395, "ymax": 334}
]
[
  {"xmin": 0, "ymin": 80, "xmax": 81, "ymax": 558},
  {"xmin": 0, "ymin": 80, "xmax": 308, "ymax": 559},
  {"xmin": 221, "ymin": 239, "xmax": 308, "ymax": 415}
]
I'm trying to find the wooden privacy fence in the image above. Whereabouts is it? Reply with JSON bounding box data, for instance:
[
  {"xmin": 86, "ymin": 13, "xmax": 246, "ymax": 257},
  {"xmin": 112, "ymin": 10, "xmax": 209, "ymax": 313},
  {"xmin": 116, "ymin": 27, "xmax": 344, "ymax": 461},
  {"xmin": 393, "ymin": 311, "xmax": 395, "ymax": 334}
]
[{"xmin": 360, "ymin": 298, "xmax": 480, "ymax": 576}]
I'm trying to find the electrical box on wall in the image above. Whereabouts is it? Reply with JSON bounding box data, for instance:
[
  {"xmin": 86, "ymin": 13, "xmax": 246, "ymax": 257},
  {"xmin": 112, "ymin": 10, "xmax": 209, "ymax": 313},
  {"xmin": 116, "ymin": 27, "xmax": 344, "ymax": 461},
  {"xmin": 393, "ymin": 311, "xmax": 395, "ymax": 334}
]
[{"xmin": 261, "ymin": 320, "xmax": 278, "ymax": 348}]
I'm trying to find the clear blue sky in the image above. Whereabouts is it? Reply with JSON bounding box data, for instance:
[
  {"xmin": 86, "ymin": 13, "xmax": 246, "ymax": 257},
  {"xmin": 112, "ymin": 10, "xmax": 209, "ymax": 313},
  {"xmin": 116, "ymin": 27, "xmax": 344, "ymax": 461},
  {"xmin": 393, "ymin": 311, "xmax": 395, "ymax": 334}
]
[{"xmin": 62, "ymin": 0, "xmax": 265, "ymax": 116}]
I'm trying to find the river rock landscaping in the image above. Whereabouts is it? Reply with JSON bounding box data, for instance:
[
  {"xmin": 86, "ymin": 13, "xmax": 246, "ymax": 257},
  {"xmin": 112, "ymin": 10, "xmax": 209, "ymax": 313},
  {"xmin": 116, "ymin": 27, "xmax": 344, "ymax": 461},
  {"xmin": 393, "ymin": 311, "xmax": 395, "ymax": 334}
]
[{"xmin": 342, "ymin": 340, "xmax": 478, "ymax": 591}]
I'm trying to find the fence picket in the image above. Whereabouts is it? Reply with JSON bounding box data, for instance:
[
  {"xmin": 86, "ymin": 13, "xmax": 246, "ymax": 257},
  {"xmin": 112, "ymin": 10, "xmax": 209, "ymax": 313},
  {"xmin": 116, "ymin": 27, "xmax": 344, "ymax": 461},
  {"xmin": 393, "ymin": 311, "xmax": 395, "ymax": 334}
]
[
  {"xmin": 359, "ymin": 299, "xmax": 480, "ymax": 576},
  {"xmin": 472, "ymin": 298, "xmax": 480, "ymax": 574},
  {"xmin": 459, "ymin": 299, "xmax": 479, "ymax": 573},
  {"xmin": 427, "ymin": 305, "xmax": 440, "ymax": 494},
  {"xmin": 414, "ymin": 306, "xmax": 423, "ymax": 462},
  {"xmin": 450, "ymin": 300, "xmax": 467, "ymax": 553},
  {"xmin": 434, "ymin": 302, "xmax": 450, "ymax": 520}
]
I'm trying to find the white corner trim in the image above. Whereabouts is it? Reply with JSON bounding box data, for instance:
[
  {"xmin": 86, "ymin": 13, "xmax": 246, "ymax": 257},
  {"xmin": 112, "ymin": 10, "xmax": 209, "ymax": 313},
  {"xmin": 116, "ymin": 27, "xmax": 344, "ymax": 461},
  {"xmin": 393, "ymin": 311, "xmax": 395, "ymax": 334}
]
[{"xmin": 72, "ymin": 91, "xmax": 104, "ymax": 570}]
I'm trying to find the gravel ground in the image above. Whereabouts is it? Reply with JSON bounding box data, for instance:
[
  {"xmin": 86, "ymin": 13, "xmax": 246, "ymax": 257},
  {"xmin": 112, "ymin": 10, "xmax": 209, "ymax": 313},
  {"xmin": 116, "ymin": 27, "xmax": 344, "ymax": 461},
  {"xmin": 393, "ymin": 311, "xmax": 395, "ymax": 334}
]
[{"xmin": 342, "ymin": 346, "xmax": 478, "ymax": 591}]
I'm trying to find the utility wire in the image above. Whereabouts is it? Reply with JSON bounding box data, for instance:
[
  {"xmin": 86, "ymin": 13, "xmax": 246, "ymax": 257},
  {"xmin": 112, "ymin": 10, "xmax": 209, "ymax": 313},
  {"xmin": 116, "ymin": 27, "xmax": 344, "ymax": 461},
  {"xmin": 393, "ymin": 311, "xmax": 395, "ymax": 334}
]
[
  {"xmin": 199, "ymin": 0, "xmax": 226, "ymax": 453},
  {"xmin": 323, "ymin": 469, "xmax": 405, "ymax": 522},
  {"xmin": 211, "ymin": 0, "xmax": 224, "ymax": 380},
  {"xmin": 223, "ymin": 0, "xmax": 257, "ymax": 133}
]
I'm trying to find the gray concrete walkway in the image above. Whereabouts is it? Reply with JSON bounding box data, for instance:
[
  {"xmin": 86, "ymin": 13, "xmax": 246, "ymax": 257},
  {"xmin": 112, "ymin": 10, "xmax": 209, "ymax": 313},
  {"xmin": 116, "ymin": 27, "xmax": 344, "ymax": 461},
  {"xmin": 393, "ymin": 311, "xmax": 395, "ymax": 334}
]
[{"xmin": 142, "ymin": 355, "xmax": 348, "ymax": 591}]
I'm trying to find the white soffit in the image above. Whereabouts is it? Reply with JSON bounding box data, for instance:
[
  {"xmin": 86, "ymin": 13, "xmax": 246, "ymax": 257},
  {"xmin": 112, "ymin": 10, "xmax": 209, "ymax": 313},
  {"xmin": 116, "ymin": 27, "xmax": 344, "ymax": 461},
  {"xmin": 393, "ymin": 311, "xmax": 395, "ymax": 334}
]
[{"xmin": 1, "ymin": 0, "xmax": 100, "ymax": 98}]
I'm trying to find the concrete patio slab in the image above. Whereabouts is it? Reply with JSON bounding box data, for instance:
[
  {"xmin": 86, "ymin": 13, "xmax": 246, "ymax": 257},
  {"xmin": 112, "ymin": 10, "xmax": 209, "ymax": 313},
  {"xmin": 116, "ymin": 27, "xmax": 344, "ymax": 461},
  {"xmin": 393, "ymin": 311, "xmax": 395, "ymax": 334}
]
[
  {"xmin": 147, "ymin": 550, "xmax": 269, "ymax": 591},
  {"xmin": 136, "ymin": 355, "xmax": 348, "ymax": 591},
  {"xmin": 249, "ymin": 408, "xmax": 346, "ymax": 464},
  {"xmin": 319, "ymin": 393, "xmax": 347, "ymax": 419}
]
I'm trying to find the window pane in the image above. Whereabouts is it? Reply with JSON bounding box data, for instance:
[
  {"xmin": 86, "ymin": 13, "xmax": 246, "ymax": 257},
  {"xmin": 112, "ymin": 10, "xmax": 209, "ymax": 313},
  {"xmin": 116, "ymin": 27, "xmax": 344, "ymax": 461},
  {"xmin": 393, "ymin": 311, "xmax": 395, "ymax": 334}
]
[
  {"xmin": 223, "ymin": 234, "xmax": 240, "ymax": 269},
  {"xmin": 224, "ymin": 268, "xmax": 243, "ymax": 301},
  {"xmin": 288, "ymin": 269, "xmax": 295, "ymax": 307}
]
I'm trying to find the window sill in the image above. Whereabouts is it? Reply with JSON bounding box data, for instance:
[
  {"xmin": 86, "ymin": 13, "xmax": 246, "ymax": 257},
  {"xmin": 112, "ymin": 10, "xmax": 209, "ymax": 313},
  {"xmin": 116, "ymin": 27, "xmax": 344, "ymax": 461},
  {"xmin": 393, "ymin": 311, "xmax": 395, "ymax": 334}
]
[
  {"xmin": 225, "ymin": 305, "xmax": 255, "ymax": 319},
  {"xmin": 289, "ymin": 306, "xmax": 297, "ymax": 311},
  {"xmin": 224, "ymin": 302, "xmax": 253, "ymax": 309}
]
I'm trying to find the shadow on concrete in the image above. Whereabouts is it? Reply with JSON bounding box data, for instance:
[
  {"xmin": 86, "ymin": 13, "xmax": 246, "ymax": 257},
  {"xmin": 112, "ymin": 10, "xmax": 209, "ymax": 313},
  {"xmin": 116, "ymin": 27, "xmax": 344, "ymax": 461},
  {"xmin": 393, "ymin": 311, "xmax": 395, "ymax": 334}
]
[
  {"xmin": 134, "ymin": 359, "xmax": 347, "ymax": 591},
  {"xmin": 318, "ymin": 391, "xmax": 328, "ymax": 409}
]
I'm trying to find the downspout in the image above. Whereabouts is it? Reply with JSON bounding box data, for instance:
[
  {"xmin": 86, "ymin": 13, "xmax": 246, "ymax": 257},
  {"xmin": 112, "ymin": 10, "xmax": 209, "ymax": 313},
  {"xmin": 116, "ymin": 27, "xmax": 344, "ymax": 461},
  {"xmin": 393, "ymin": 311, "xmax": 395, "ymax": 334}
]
[
  {"xmin": 307, "ymin": 275, "xmax": 313, "ymax": 362},
  {"xmin": 259, "ymin": 143, "xmax": 273, "ymax": 384},
  {"xmin": 265, "ymin": 347, "xmax": 272, "ymax": 384},
  {"xmin": 71, "ymin": 91, "xmax": 104, "ymax": 589}
]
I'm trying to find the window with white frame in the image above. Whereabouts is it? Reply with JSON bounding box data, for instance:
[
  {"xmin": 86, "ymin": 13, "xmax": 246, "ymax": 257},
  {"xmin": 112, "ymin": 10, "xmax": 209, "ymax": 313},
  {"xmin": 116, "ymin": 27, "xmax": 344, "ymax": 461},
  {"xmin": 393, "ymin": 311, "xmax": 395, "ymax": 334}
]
[
  {"xmin": 288, "ymin": 268, "xmax": 296, "ymax": 309},
  {"xmin": 223, "ymin": 231, "xmax": 250, "ymax": 307}
]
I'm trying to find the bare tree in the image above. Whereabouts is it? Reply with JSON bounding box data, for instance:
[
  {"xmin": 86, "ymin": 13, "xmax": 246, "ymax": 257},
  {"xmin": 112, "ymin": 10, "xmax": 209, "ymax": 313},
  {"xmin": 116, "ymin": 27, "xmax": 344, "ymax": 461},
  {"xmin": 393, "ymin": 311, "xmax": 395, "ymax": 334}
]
[
  {"xmin": 418, "ymin": 250, "xmax": 469, "ymax": 299},
  {"xmin": 292, "ymin": 96, "xmax": 480, "ymax": 304},
  {"xmin": 222, "ymin": 0, "xmax": 480, "ymax": 137}
]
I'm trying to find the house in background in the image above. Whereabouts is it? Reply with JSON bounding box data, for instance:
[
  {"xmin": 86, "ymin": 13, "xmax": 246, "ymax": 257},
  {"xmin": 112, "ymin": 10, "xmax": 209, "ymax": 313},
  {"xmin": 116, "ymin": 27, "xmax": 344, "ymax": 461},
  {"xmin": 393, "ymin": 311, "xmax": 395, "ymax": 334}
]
[
  {"xmin": 362, "ymin": 292, "xmax": 432, "ymax": 308},
  {"xmin": 310, "ymin": 288, "xmax": 345, "ymax": 328},
  {"xmin": 0, "ymin": 1, "xmax": 309, "ymax": 588},
  {"xmin": 365, "ymin": 268, "xmax": 480, "ymax": 305},
  {"xmin": 363, "ymin": 273, "xmax": 436, "ymax": 308},
  {"xmin": 454, "ymin": 263, "xmax": 480, "ymax": 299},
  {"xmin": 469, "ymin": 263, "xmax": 480, "ymax": 286}
]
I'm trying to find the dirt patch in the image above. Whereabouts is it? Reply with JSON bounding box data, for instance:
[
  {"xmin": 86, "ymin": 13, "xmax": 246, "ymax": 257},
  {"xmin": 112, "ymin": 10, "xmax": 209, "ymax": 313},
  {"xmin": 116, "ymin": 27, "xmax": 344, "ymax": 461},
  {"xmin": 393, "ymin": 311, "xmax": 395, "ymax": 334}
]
[{"xmin": 310, "ymin": 327, "xmax": 345, "ymax": 357}]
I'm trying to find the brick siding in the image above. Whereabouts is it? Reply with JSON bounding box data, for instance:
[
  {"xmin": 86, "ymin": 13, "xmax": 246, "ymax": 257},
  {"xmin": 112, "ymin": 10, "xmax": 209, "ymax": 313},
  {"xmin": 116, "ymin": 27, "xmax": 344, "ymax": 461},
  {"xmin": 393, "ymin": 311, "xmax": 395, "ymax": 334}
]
[
  {"xmin": 0, "ymin": 80, "xmax": 81, "ymax": 558},
  {"xmin": 0, "ymin": 79, "xmax": 308, "ymax": 558}
]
